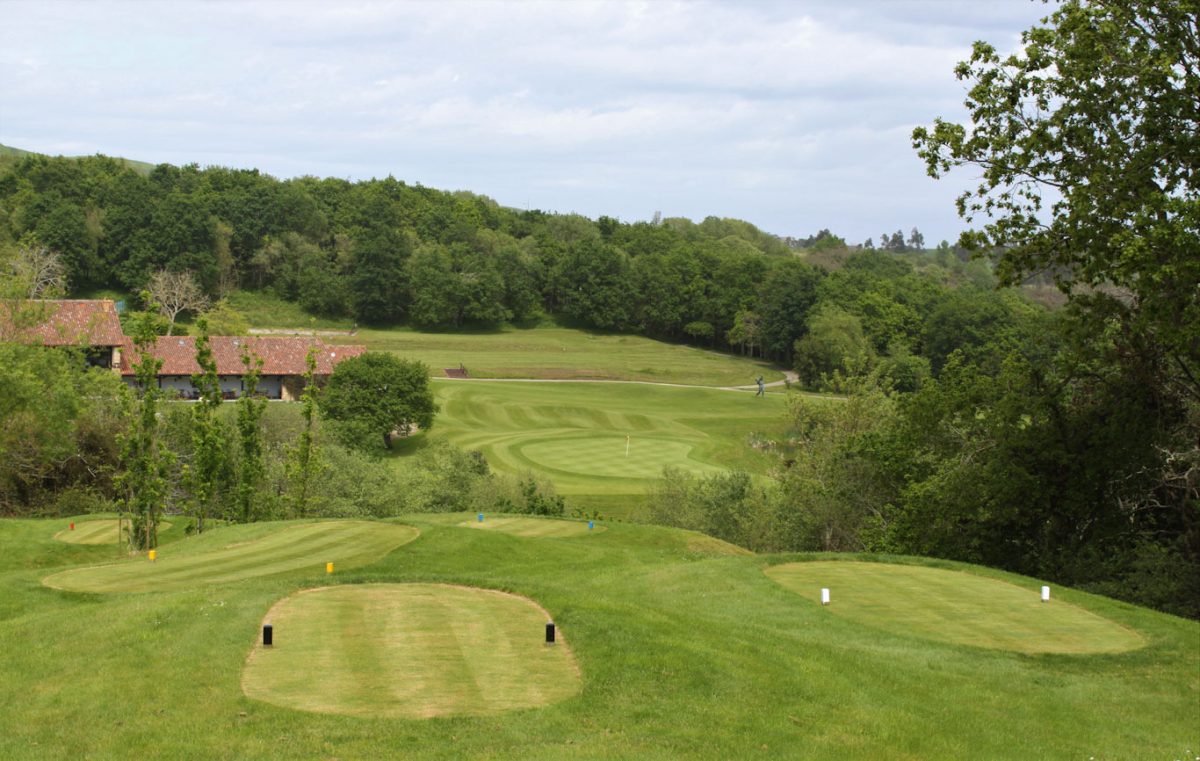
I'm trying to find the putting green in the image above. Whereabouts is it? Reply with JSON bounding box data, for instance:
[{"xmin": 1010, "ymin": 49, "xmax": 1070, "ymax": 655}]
[
  {"xmin": 242, "ymin": 584, "xmax": 580, "ymax": 718},
  {"xmin": 43, "ymin": 521, "xmax": 418, "ymax": 593},
  {"xmin": 462, "ymin": 516, "xmax": 602, "ymax": 538},
  {"xmin": 766, "ymin": 561, "xmax": 1144, "ymax": 654},
  {"xmin": 54, "ymin": 520, "xmax": 172, "ymax": 545},
  {"xmin": 516, "ymin": 435, "xmax": 725, "ymax": 480},
  {"xmin": 430, "ymin": 381, "xmax": 789, "ymax": 498}
]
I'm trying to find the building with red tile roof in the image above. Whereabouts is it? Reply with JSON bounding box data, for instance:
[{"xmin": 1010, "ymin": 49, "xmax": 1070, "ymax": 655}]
[
  {"xmin": 120, "ymin": 336, "xmax": 366, "ymax": 400},
  {"xmin": 0, "ymin": 299, "xmax": 126, "ymax": 367},
  {"xmin": 3, "ymin": 299, "xmax": 367, "ymax": 399}
]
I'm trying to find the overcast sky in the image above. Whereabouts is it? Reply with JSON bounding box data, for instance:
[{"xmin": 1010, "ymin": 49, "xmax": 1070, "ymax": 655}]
[{"xmin": 0, "ymin": 1, "xmax": 1054, "ymax": 245}]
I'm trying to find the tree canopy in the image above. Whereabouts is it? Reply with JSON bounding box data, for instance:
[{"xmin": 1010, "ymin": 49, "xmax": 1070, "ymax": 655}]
[{"xmin": 319, "ymin": 353, "xmax": 436, "ymax": 451}]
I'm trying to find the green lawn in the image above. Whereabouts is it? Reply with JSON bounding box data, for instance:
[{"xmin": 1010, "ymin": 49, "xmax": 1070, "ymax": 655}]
[
  {"xmin": 54, "ymin": 518, "xmax": 172, "ymax": 545},
  {"xmin": 766, "ymin": 561, "xmax": 1145, "ymax": 654},
  {"xmin": 0, "ymin": 515, "xmax": 1194, "ymax": 759},
  {"xmin": 44, "ymin": 521, "xmax": 418, "ymax": 593},
  {"xmin": 421, "ymin": 380, "xmax": 791, "ymax": 518},
  {"xmin": 228, "ymin": 290, "xmax": 783, "ymax": 387},
  {"xmin": 242, "ymin": 583, "xmax": 580, "ymax": 718},
  {"xmin": 463, "ymin": 515, "xmax": 601, "ymax": 538}
]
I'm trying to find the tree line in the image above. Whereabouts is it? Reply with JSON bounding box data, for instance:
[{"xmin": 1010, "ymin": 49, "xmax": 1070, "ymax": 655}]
[{"xmin": 0, "ymin": 151, "xmax": 992, "ymax": 370}]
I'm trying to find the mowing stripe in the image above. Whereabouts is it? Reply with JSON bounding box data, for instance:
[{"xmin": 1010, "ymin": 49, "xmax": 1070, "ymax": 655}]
[
  {"xmin": 43, "ymin": 521, "xmax": 419, "ymax": 593},
  {"xmin": 242, "ymin": 584, "xmax": 580, "ymax": 719},
  {"xmin": 463, "ymin": 516, "xmax": 601, "ymax": 538},
  {"xmin": 766, "ymin": 561, "xmax": 1144, "ymax": 654},
  {"xmin": 54, "ymin": 520, "xmax": 173, "ymax": 545}
]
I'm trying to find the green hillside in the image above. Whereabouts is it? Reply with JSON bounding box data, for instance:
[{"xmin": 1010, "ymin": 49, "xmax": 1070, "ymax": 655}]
[
  {"xmin": 0, "ymin": 515, "xmax": 1195, "ymax": 759},
  {"xmin": 0, "ymin": 142, "xmax": 158, "ymax": 175}
]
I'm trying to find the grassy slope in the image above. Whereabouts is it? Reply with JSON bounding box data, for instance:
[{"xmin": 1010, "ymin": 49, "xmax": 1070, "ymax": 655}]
[
  {"xmin": 767, "ymin": 561, "xmax": 1145, "ymax": 654},
  {"xmin": 44, "ymin": 521, "xmax": 418, "ymax": 593},
  {"xmin": 413, "ymin": 380, "xmax": 792, "ymax": 520},
  {"xmin": 0, "ymin": 516, "xmax": 1195, "ymax": 759},
  {"xmin": 0, "ymin": 143, "xmax": 157, "ymax": 175},
  {"xmin": 228, "ymin": 291, "xmax": 784, "ymax": 387}
]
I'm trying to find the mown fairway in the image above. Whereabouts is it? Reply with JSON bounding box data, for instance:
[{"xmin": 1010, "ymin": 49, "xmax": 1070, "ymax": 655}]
[
  {"xmin": 1, "ymin": 515, "xmax": 1196, "ymax": 759},
  {"xmin": 766, "ymin": 561, "xmax": 1145, "ymax": 654},
  {"xmin": 463, "ymin": 515, "xmax": 601, "ymax": 538},
  {"xmin": 54, "ymin": 519, "xmax": 172, "ymax": 545},
  {"xmin": 243, "ymin": 583, "xmax": 580, "ymax": 718},
  {"xmin": 427, "ymin": 380, "xmax": 788, "ymax": 501},
  {"xmin": 44, "ymin": 521, "xmax": 418, "ymax": 593},
  {"xmin": 228, "ymin": 292, "xmax": 783, "ymax": 387}
]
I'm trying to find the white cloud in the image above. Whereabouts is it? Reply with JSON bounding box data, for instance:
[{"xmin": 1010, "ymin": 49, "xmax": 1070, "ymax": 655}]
[{"xmin": 0, "ymin": 0, "xmax": 1054, "ymax": 242}]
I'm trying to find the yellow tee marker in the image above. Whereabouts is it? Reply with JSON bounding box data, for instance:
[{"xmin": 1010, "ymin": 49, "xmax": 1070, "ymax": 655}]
[
  {"xmin": 326, "ymin": 562, "xmax": 334, "ymax": 574},
  {"xmin": 148, "ymin": 550, "xmax": 157, "ymax": 562}
]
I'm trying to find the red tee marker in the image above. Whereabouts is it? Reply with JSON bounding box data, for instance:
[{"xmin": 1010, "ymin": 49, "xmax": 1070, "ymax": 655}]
[{"xmin": 69, "ymin": 523, "xmax": 75, "ymax": 531}]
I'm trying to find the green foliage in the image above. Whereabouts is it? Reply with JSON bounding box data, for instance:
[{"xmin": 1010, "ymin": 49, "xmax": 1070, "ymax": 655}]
[
  {"xmin": 792, "ymin": 306, "xmax": 874, "ymax": 390},
  {"xmin": 283, "ymin": 348, "xmax": 323, "ymax": 517},
  {"xmin": 319, "ymin": 352, "xmax": 436, "ymax": 452},
  {"xmin": 197, "ymin": 298, "xmax": 249, "ymax": 335},
  {"xmin": 115, "ymin": 294, "xmax": 175, "ymax": 549},
  {"xmin": 183, "ymin": 320, "xmax": 229, "ymax": 533},
  {"xmin": 0, "ymin": 345, "xmax": 128, "ymax": 513},
  {"xmin": 913, "ymin": 0, "xmax": 1199, "ymax": 370},
  {"xmin": 233, "ymin": 347, "xmax": 267, "ymax": 522},
  {"xmin": 650, "ymin": 468, "xmax": 779, "ymax": 551},
  {"xmin": 756, "ymin": 258, "xmax": 822, "ymax": 362}
]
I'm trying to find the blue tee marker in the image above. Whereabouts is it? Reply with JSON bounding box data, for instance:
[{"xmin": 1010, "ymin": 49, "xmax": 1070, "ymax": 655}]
[
  {"xmin": 478, "ymin": 513, "xmax": 484, "ymax": 522},
  {"xmin": 588, "ymin": 521, "xmax": 594, "ymax": 530}
]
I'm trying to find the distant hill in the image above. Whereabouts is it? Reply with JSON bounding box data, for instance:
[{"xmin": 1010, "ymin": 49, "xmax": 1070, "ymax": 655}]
[{"xmin": 0, "ymin": 143, "xmax": 159, "ymax": 176}]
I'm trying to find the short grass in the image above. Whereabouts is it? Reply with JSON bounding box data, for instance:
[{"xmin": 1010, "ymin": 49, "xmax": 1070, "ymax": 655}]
[
  {"xmin": 1, "ymin": 516, "xmax": 1196, "ymax": 759},
  {"xmin": 0, "ymin": 517, "xmax": 1197, "ymax": 758},
  {"xmin": 242, "ymin": 583, "xmax": 580, "ymax": 718},
  {"xmin": 54, "ymin": 519, "xmax": 172, "ymax": 545},
  {"xmin": 463, "ymin": 516, "xmax": 601, "ymax": 538},
  {"xmin": 43, "ymin": 521, "xmax": 418, "ymax": 593},
  {"xmin": 766, "ymin": 561, "xmax": 1145, "ymax": 654},
  {"xmin": 421, "ymin": 381, "xmax": 791, "ymax": 516},
  {"xmin": 228, "ymin": 290, "xmax": 783, "ymax": 386}
]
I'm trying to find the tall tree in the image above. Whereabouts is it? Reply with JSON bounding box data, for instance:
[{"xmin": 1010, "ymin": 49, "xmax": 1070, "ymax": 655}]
[
  {"xmin": 146, "ymin": 269, "xmax": 209, "ymax": 336},
  {"xmin": 9, "ymin": 240, "xmax": 66, "ymax": 298},
  {"xmin": 234, "ymin": 347, "xmax": 267, "ymax": 522},
  {"xmin": 912, "ymin": 0, "xmax": 1199, "ymax": 386},
  {"xmin": 183, "ymin": 319, "xmax": 227, "ymax": 534},
  {"xmin": 115, "ymin": 295, "xmax": 175, "ymax": 550},
  {"xmin": 285, "ymin": 347, "xmax": 324, "ymax": 517},
  {"xmin": 912, "ymin": 0, "xmax": 1199, "ymax": 615},
  {"xmin": 319, "ymin": 352, "xmax": 436, "ymax": 451}
]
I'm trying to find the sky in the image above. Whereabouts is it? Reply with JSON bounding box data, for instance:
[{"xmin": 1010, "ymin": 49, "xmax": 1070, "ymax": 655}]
[{"xmin": 0, "ymin": 1, "xmax": 1055, "ymax": 245}]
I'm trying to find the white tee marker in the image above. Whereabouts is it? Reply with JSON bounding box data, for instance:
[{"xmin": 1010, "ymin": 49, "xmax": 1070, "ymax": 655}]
[
  {"xmin": 1041, "ymin": 585, "xmax": 1050, "ymax": 602},
  {"xmin": 821, "ymin": 588, "xmax": 830, "ymax": 606}
]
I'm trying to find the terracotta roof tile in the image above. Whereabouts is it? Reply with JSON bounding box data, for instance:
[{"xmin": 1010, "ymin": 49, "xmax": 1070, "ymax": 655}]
[
  {"xmin": 0, "ymin": 300, "xmax": 125, "ymax": 346},
  {"xmin": 119, "ymin": 336, "xmax": 366, "ymax": 377}
]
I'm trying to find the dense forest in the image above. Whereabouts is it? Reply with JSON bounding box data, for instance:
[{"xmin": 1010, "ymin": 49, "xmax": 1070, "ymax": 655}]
[{"xmin": 0, "ymin": 148, "xmax": 997, "ymax": 371}]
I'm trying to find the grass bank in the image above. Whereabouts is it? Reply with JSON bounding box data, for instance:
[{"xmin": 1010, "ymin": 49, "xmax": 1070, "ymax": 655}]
[{"xmin": 0, "ymin": 515, "xmax": 1194, "ymax": 759}]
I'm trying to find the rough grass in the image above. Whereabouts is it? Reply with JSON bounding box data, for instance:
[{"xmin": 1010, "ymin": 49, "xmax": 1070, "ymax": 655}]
[
  {"xmin": 54, "ymin": 519, "xmax": 172, "ymax": 545},
  {"xmin": 766, "ymin": 561, "xmax": 1145, "ymax": 654},
  {"xmin": 2, "ymin": 516, "xmax": 1195, "ymax": 759},
  {"xmin": 462, "ymin": 516, "xmax": 601, "ymax": 538},
  {"xmin": 242, "ymin": 583, "xmax": 581, "ymax": 718},
  {"xmin": 43, "ymin": 521, "xmax": 418, "ymax": 593},
  {"xmin": 424, "ymin": 381, "xmax": 790, "ymax": 512}
]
